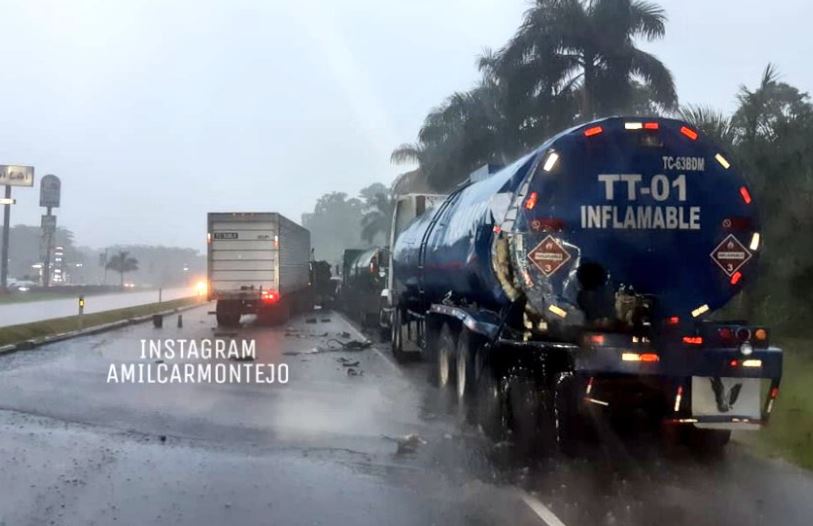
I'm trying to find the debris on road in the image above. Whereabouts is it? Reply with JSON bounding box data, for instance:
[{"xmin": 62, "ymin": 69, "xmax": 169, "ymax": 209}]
[
  {"xmin": 346, "ymin": 367, "xmax": 363, "ymax": 376},
  {"xmin": 384, "ymin": 434, "xmax": 427, "ymax": 455},
  {"xmin": 305, "ymin": 318, "xmax": 317, "ymax": 324},
  {"xmin": 337, "ymin": 357, "xmax": 360, "ymax": 367}
]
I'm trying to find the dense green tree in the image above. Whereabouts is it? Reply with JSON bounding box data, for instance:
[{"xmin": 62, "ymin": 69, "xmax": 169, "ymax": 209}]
[
  {"xmin": 105, "ymin": 250, "xmax": 139, "ymax": 288},
  {"xmin": 392, "ymin": 0, "xmax": 677, "ymax": 191}
]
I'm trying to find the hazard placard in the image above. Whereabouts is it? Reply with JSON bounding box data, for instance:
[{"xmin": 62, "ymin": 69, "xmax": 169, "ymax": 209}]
[
  {"xmin": 527, "ymin": 235, "xmax": 571, "ymax": 276},
  {"xmin": 711, "ymin": 234, "xmax": 751, "ymax": 276}
]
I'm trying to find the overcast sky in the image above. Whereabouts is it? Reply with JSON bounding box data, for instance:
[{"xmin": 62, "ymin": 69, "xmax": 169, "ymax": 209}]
[{"xmin": 0, "ymin": 0, "xmax": 810, "ymax": 251}]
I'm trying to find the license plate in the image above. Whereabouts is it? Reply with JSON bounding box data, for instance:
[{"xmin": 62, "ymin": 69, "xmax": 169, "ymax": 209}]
[{"xmin": 691, "ymin": 376, "xmax": 761, "ymax": 429}]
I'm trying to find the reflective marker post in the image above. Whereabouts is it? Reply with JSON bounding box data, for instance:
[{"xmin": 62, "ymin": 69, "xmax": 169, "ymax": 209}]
[{"xmin": 78, "ymin": 295, "xmax": 85, "ymax": 315}]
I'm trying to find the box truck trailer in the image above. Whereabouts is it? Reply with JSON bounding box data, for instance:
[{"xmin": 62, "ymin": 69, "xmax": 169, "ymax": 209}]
[{"xmin": 207, "ymin": 212, "xmax": 311, "ymax": 326}]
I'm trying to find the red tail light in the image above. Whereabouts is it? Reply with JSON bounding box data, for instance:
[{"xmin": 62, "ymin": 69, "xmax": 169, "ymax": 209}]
[
  {"xmin": 682, "ymin": 336, "xmax": 703, "ymax": 345},
  {"xmin": 644, "ymin": 122, "xmax": 659, "ymax": 130},
  {"xmin": 680, "ymin": 126, "xmax": 698, "ymax": 140},
  {"xmin": 584, "ymin": 126, "xmax": 603, "ymax": 137},
  {"xmin": 739, "ymin": 186, "xmax": 752, "ymax": 204},
  {"xmin": 730, "ymin": 271, "xmax": 743, "ymax": 285},
  {"xmin": 666, "ymin": 316, "xmax": 680, "ymax": 326},
  {"xmin": 261, "ymin": 290, "xmax": 280, "ymax": 304}
]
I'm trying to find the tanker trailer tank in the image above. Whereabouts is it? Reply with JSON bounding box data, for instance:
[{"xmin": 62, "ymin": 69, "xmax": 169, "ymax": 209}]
[{"xmin": 389, "ymin": 116, "xmax": 782, "ymax": 453}]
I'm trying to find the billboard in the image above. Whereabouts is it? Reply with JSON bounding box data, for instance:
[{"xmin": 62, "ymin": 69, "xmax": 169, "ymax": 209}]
[
  {"xmin": 0, "ymin": 165, "xmax": 34, "ymax": 187},
  {"xmin": 39, "ymin": 174, "xmax": 61, "ymax": 207}
]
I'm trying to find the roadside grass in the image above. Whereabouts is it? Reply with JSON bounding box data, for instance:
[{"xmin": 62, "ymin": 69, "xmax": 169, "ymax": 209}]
[
  {"xmin": 0, "ymin": 297, "xmax": 202, "ymax": 347},
  {"xmin": 0, "ymin": 288, "xmax": 146, "ymax": 305},
  {"xmin": 738, "ymin": 338, "xmax": 813, "ymax": 470}
]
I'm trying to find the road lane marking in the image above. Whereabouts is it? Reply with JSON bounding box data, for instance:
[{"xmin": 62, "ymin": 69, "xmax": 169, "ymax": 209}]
[
  {"xmin": 519, "ymin": 489, "xmax": 568, "ymax": 526},
  {"xmin": 330, "ymin": 311, "xmax": 403, "ymax": 376}
]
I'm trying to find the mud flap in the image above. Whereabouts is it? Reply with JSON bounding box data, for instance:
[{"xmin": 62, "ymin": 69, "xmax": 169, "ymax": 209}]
[{"xmin": 691, "ymin": 376, "xmax": 761, "ymax": 430}]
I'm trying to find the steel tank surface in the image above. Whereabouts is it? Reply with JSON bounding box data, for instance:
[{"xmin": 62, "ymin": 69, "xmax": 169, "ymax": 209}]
[{"xmin": 392, "ymin": 117, "xmax": 762, "ymax": 327}]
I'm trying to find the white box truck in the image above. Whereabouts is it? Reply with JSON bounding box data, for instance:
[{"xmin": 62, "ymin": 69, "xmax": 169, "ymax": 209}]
[{"xmin": 207, "ymin": 212, "xmax": 311, "ymax": 326}]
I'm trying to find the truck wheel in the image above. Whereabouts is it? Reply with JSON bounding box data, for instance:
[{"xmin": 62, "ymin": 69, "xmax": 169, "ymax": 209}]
[
  {"xmin": 390, "ymin": 308, "xmax": 410, "ymax": 363},
  {"xmin": 552, "ymin": 372, "xmax": 585, "ymax": 456},
  {"xmin": 456, "ymin": 328, "xmax": 479, "ymax": 408},
  {"xmin": 215, "ymin": 301, "xmax": 241, "ymax": 327},
  {"xmin": 434, "ymin": 323, "xmax": 457, "ymax": 389},
  {"xmin": 475, "ymin": 356, "xmax": 507, "ymax": 440},
  {"xmin": 508, "ymin": 375, "xmax": 543, "ymax": 456}
]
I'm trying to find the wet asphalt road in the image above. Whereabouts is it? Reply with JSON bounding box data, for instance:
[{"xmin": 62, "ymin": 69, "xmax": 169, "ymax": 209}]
[
  {"xmin": 0, "ymin": 304, "xmax": 810, "ymax": 526},
  {"xmin": 0, "ymin": 287, "xmax": 195, "ymax": 327}
]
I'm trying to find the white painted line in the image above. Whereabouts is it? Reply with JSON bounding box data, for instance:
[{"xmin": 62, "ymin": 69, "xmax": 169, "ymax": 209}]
[
  {"xmin": 331, "ymin": 310, "xmax": 403, "ymax": 376},
  {"xmin": 519, "ymin": 489, "xmax": 568, "ymax": 526}
]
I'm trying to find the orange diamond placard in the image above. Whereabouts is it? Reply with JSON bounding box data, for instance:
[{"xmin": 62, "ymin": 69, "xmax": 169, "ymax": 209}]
[
  {"xmin": 527, "ymin": 235, "xmax": 571, "ymax": 277},
  {"xmin": 711, "ymin": 234, "xmax": 752, "ymax": 276}
]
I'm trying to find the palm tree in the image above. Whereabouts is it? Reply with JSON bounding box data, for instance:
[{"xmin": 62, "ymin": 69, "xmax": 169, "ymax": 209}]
[
  {"xmin": 358, "ymin": 183, "xmax": 396, "ymax": 244},
  {"xmin": 679, "ymin": 105, "xmax": 735, "ymax": 147},
  {"xmin": 494, "ymin": 0, "xmax": 677, "ymax": 119},
  {"xmin": 105, "ymin": 250, "xmax": 139, "ymax": 288}
]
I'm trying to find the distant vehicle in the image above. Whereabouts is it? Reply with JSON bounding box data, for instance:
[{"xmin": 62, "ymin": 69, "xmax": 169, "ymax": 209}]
[
  {"xmin": 8, "ymin": 279, "xmax": 37, "ymax": 292},
  {"xmin": 310, "ymin": 260, "xmax": 337, "ymax": 308},
  {"xmin": 338, "ymin": 247, "xmax": 388, "ymax": 328},
  {"xmin": 207, "ymin": 212, "xmax": 311, "ymax": 326},
  {"xmin": 388, "ymin": 117, "xmax": 782, "ymax": 453}
]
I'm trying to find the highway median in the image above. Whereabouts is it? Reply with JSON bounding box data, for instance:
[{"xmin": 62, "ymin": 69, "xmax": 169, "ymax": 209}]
[{"xmin": 0, "ymin": 297, "xmax": 203, "ymax": 352}]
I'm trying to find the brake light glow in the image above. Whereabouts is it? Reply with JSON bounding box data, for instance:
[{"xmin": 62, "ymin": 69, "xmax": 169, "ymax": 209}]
[
  {"xmin": 750, "ymin": 232, "xmax": 760, "ymax": 251},
  {"xmin": 525, "ymin": 191, "xmax": 538, "ymax": 210},
  {"xmin": 589, "ymin": 334, "xmax": 605, "ymax": 345},
  {"xmin": 680, "ymin": 126, "xmax": 698, "ymax": 140},
  {"xmin": 730, "ymin": 271, "xmax": 742, "ymax": 285},
  {"xmin": 770, "ymin": 387, "xmax": 780, "ymax": 399},
  {"xmin": 622, "ymin": 352, "xmax": 660, "ymax": 363},
  {"xmin": 730, "ymin": 359, "xmax": 739, "ymax": 367},
  {"xmin": 739, "ymin": 186, "xmax": 752, "ymax": 204},
  {"xmin": 666, "ymin": 316, "xmax": 680, "ymax": 326},
  {"xmin": 682, "ymin": 336, "xmax": 703, "ymax": 345},
  {"xmin": 584, "ymin": 126, "xmax": 603, "ymax": 137},
  {"xmin": 644, "ymin": 122, "xmax": 659, "ymax": 130},
  {"xmin": 543, "ymin": 152, "xmax": 559, "ymax": 172},
  {"xmin": 691, "ymin": 304, "xmax": 710, "ymax": 318},
  {"xmin": 715, "ymin": 153, "xmax": 731, "ymax": 169},
  {"xmin": 261, "ymin": 290, "xmax": 280, "ymax": 304}
]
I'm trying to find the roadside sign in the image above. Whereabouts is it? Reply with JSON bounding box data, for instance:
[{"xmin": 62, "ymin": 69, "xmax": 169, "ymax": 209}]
[
  {"xmin": 41, "ymin": 215, "xmax": 57, "ymax": 233},
  {"xmin": 527, "ymin": 235, "xmax": 571, "ymax": 276},
  {"xmin": 711, "ymin": 234, "xmax": 752, "ymax": 276},
  {"xmin": 0, "ymin": 165, "xmax": 34, "ymax": 187},
  {"xmin": 39, "ymin": 174, "xmax": 61, "ymax": 207}
]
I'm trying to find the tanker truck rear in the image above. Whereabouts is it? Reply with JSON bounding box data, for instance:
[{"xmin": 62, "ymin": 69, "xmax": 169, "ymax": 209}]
[{"xmin": 389, "ymin": 117, "xmax": 783, "ymax": 452}]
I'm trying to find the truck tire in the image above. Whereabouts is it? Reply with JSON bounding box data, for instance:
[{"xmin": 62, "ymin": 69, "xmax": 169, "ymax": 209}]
[
  {"xmin": 215, "ymin": 301, "xmax": 241, "ymax": 327},
  {"xmin": 508, "ymin": 374, "xmax": 543, "ymax": 456},
  {"xmin": 552, "ymin": 372, "xmax": 585, "ymax": 456},
  {"xmin": 456, "ymin": 328, "xmax": 480, "ymax": 409},
  {"xmin": 475, "ymin": 355, "xmax": 507, "ymax": 440},
  {"xmin": 433, "ymin": 323, "xmax": 457, "ymax": 389},
  {"xmin": 390, "ymin": 308, "xmax": 410, "ymax": 363}
]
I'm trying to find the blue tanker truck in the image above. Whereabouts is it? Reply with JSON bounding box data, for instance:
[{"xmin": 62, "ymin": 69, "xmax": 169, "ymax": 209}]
[{"xmin": 389, "ymin": 116, "xmax": 782, "ymax": 452}]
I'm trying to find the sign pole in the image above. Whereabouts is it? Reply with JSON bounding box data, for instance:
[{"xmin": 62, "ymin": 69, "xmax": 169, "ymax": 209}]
[
  {"xmin": 1, "ymin": 185, "xmax": 11, "ymax": 291},
  {"xmin": 42, "ymin": 206, "xmax": 53, "ymax": 287}
]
